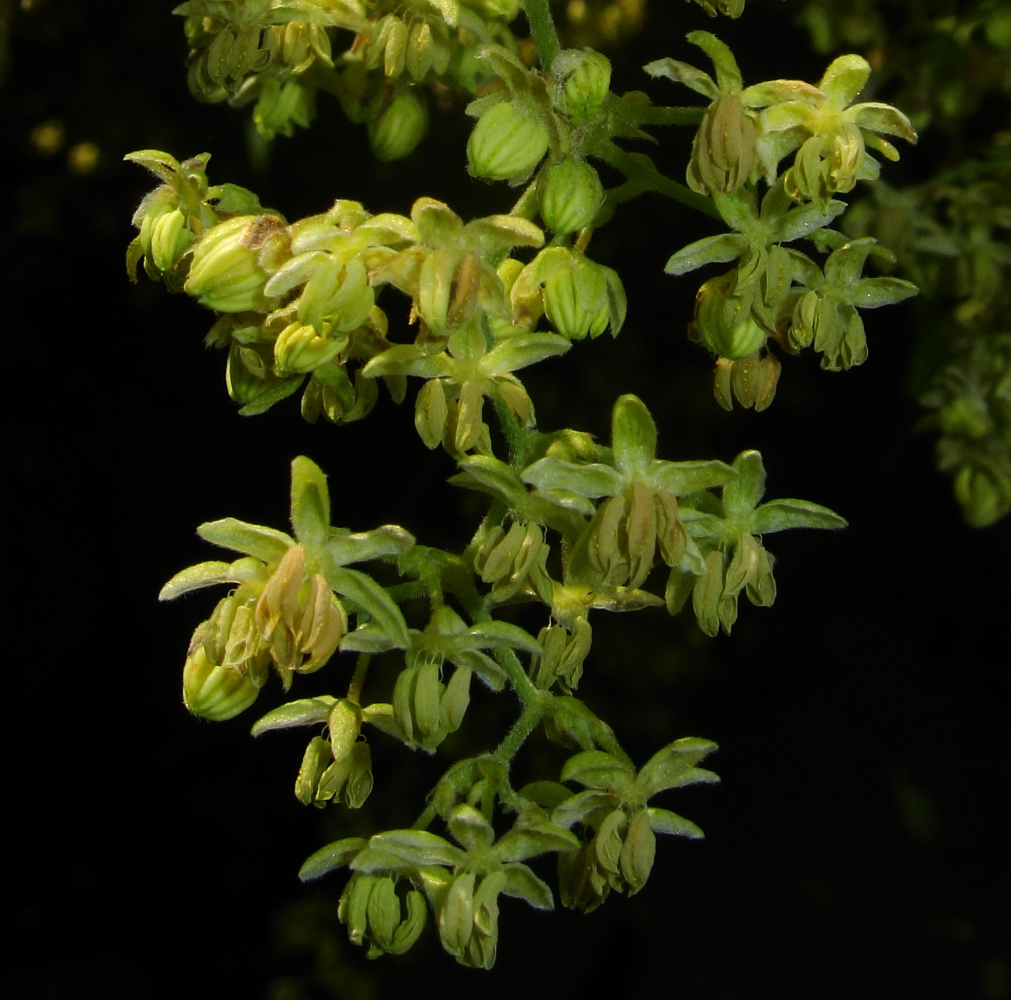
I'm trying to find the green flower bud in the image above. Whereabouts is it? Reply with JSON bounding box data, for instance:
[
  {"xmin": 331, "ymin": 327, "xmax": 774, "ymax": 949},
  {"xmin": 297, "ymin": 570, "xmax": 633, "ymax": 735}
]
[
  {"xmin": 618, "ymin": 809, "xmax": 656, "ymax": 894},
  {"xmin": 182, "ymin": 644, "xmax": 260, "ymax": 721},
  {"xmin": 551, "ymin": 49, "xmax": 611, "ymax": 124},
  {"xmin": 543, "ymin": 255, "xmax": 609, "ymax": 340},
  {"xmin": 539, "ymin": 157, "xmax": 604, "ymax": 234},
  {"xmin": 328, "ymin": 699, "xmax": 362, "ymax": 764},
  {"xmin": 694, "ymin": 275, "xmax": 767, "ymax": 360},
  {"xmin": 687, "ymin": 94, "xmax": 757, "ymax": 196},
  {"xmin": 185, "ymin": 215, "xmax": 289, "ymax": 313},
  {"xmin": 274, "ymin": 322, "xmax": 348, "ymax": 375},
  {"xmin": 467, "ymin": 100, "xmax": 550, "ymax": 182},
  {"xmin": 368, "ymin": 90, "xmax": 429, "ymax": 162},
  {"xmin": 149, "ymin": 208, "xmax": 195, "ymax": 272},
  {"xmin": 415, "ymin": 378, "xmax": 449, "ymax": 449}
]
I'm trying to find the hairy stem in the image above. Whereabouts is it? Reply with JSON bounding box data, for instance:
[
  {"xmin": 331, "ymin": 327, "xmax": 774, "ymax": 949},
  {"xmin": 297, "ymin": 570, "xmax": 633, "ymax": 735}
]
[
  {"xmin": 524, "ymin": 0, "xmax": 561, "ymax": 73},
  {"xmin": 493, "ymin": 702, "xmax": 543, "ymax": 765}
]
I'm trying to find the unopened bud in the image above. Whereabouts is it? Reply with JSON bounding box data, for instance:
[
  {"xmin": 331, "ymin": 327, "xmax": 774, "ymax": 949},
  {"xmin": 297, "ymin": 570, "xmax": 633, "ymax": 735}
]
[
  {"xmin": 539, "ymin": 157, "xmax": 604, "ymax": 234},
  {"xmin": 551, "ymin": 49, "xmax": 611, "ymax": 124},
  {"xmin": 368, "ymin": 89, "xmax": 429, "ymax": 162},
  {"xmin": 467, "ymin": 100, "xmax": 550, "ymax": 182},
  {"xmin": 694, "ymin": 275, "xmax": 767, "ymax": 360},
  {"xmin": 182, "ymin": 644, "xmax": 260, "ymax": 721}
]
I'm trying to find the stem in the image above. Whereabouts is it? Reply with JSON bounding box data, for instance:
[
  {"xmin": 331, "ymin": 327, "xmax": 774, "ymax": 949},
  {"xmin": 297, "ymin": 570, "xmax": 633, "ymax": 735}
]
[
  {"xmin": 492, "ymin": 702, "xmax": 543, "ymax": 765},
  {"xmin": 347, "ymin": 653, "xmax": 371, "ymax": 705},
  {"xmin": 597, "ymin": 143, "xmax": 722, "ymax": 221},
  {"xmin": 524, "ymin": 0, "xmax": 561, "ymax": 73},
  {"xmin": 635, "ymin": 106, "xmax": 706, "ymax": 127}
]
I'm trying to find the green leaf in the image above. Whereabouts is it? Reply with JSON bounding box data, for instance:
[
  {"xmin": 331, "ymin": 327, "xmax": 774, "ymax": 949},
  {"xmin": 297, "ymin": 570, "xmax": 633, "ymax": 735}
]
[
  {"xmin": 158, "ymin": 557, "xmax": 266, "ymax": 600},
  {"xmin": 665, "ymin": 233, "xmax": 749, "ymax": 276},
  {"xmin": 643, "ymin": 57, "xmax": 719, "ymax": 101},
  {"xmin": 494, "ymin": 823, "xmax": 580, "ymax": 863},
  {"xmin": 646, "ymin": 807, "xmax": 705, "ymax": 839},
  {"xmin": 330, "ymin": 567, "xmax": 410, "ymax": 649},
  {"xmin": 687, "ymin": 30, "xmax": 743, "ymax": 93},
  {"xmin": 522, "ymin": 457, "xmax": 623, "ymax": 499},
  {"xmin": 850, "ymin": 277, "xmax": 918, "ymax": 309},
  {"xmin": 327, "ymin": 525, "xmax": 415, "ymax": 568},
  {"xmin": 251, "ymin": 696, "xmax": 338, "ymax": 736},
  {"xmin": 340, "ymin": 624, "xmax": 400, "ymax": 653},
  {"xmin": 561, "ymin": 750, "xmax": 636, "ymax": 791},
  {"xmin": 482, "ymin": 333, "xmax": 571, "ymax": 374},
  {"xmin": 501, "ymin": 863, "xmax": 555, "ymax": 911},
  {"xmin": 636, "ymin": 737, "xmax": 720, "ymax": 798},
  {"xmin": 237, "ymin": 375, "xmax": 305, "ymax": 415},
  {"xmin": 298, "ymin": 837, "xmax": 369, "ymax": 882},
  {"xmin": 722, "ymin": 451, "xmax": 766, "ymax": 518},
  {"xmin": 464, "ymin": 620, "xmax": 543, "ymax": 655},
  {"xmin": 447, "ymin": 804, "xmax": 495, "ymax": 852},
  {"xmin": 196, "ymin": 518, "xmax": 295, "ymax": 564},
  {"xmin": 648, "ymin": 459, "xmax": 737, "ymax": 496},
  {"xmin": 751, "ymin": 499, "xmax": 848, "ymax": 533},
  {"xmin": 367, "ymin": 830, "xmax": 465, "ymax": 868},
  {"xmin": 290, "ymin": 456, "xmax": 331, "ymax": 550},
  {"xmin": 612, "ymin": 394, "xmax": 657, "ymax": 475},
  {"xmin": 778, "ymin": 200, "xmax": 847, "ymax": 242}
]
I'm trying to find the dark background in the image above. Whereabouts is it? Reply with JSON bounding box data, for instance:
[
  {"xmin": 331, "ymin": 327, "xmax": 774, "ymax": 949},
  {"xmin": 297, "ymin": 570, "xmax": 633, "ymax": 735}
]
[{"xmin": 4, "ymin": 2, "xmax": 1008, "ymax": 998}]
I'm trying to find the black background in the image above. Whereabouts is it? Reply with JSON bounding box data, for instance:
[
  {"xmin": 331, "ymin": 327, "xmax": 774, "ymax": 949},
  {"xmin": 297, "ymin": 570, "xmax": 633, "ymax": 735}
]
[{"xmin": 4, "ymin": 2, "xmax": 1008, "ymax": 998}]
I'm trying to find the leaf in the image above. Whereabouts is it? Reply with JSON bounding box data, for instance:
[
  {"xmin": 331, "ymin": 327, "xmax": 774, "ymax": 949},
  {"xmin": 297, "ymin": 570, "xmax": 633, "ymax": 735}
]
[
  {"xmin": 237, "ymin": 375, "xmax": 305, "ymax": 415},
  {"xmin": 367, "ymin": 830, "xmax": 464, "ymax": 868},
  {"xmin": 251, "ymin": 696, "xmax": 338, "ymax": 736},
  {"xmin": 687, "ymin": 30, "xmax": 743, "ymax": 93},
  {"xmin": 298, "ymin": 837, "xmax": 369, "ymax": 882},
  {"xmin": 340, "ymin": 624, "xmax": 400, "ymax": 653},
  {"xmin": 751, "ymin": 499, "xmax": 848, "ymax": 533},
  {"xmin": 123, "ymin": 149, "xmax": 183, "ymax": 183},
  {"xmin": 494, "ymin": 823, "xmax": 580, "ymax": 863},
  {"xmin": 665, "ymin": 233, "xmax": 749, "ymax": 276},
  {"xmin": 636, "ymin": 742, "xmax": 720, "ymax": 798},
  {"xmin": 612, "ymin": 394, "xmax": 657, "ymax": 476},
  {"xmin": 522, "ymin": 457, "xmax": 623, "ymax": 499},
  {"xmin": 551, "ymin": 789, "xmax": 615, "ymax": 829},
  {"xmin": 482, "ymin": 333, "xmax": 570, "ymax": 374},
  {"xmin": 327, "ymin": 525, "xmax": 415, "ymax": 567},
  {"xmin": 648, "ymin": 459, "xmax": 737, "ymax": 496},
  {"xmin": 501, "ymin": 863, "xmax": 555, "ymax": 911},
  {"xmin": 464, "ymin": 620, "xmax": 543, "ymax": 655},
  {"xmin": 647, "ymin": 807, "xmax": 705, "ymax": 839},
  {"xmin": 722, "ymin": 450, "xmax": 766, "ymax": 518},
  {"xmin": 643, "ymin": 57, "xmax": 719, "ymax": 101},
  {"xmin": 778, "ymin": 200, "xmax": 847, "ymax": 242},
  {"xmin": 561, "ymin": 750, "xmax": 635, "ymax": 791},
  {"xmin": 158, "ymin": 557, "xmax": 265, "ymax": 600},
  {"xmin": 196, "ymin": 518, "xmax": 295, "ymax": 564},
  {"xmin": 290, "ymin": 456, "xmax": 331, "ymax": 550},
  {"xmin": 849, "ymin": 277, "xmax": 918, "ymax": 309},
  {"xmin": 818, "ymin": 54, "xmax": 870, "ymax": 108},
  {"xmin": 330, "ymin": 567, "xmax": 410, "ymax": 648}
]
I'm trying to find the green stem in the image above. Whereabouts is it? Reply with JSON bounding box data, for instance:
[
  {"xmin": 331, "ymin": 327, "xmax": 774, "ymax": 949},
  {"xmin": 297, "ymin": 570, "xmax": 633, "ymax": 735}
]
[
  {"xmin": 524, "ymin": 0, "xmax": 561, "ymax": 72},
  {"xmin": 493, "ymin": 702, "xmax": 543, "ymax": 765},
  {"xmin": 347, "ymin": 653, "xmax": 371, "ymax": 705},
  {"xmin": 597, "ymin": 143, "xmax": 722, "ymax": 221},
  {"xmin": 635, "ymin": 106, "xmax": 706, "ymax": 127}
]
